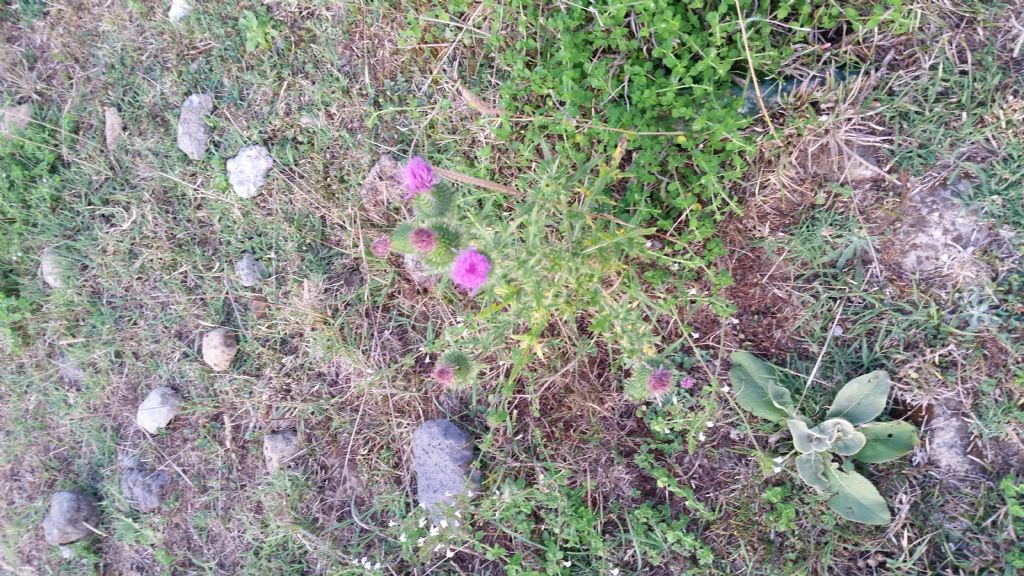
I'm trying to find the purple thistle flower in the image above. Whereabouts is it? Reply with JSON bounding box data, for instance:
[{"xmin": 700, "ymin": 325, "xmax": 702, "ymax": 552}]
[
  {"xmin": 432, "ymin": 363, "xmax": 455, "ymax": 386},
  {"xmin": 410, "ymin": 227, "xmax": 437, "ymax": 253},
  {"xmin": 401, "ymin": 156, "xmax": 438, "ymax": 199},
  {"xmin": 647, "ymin": 368, "xmax": 672, "ymax": 398},
  {"xmin": 450, "ymin": 248, "xmax": 491, "ymax": 295},
  {"xmin": 679, "ymin": 375, "xmax": 696, "ymax": 390},
  {"xmin": 370, "ymin": 236, "xmax": 391, "ymax": 258}
]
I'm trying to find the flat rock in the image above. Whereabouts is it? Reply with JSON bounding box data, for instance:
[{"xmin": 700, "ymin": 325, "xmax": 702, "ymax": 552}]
[
  {"xmin": 121, "ymin": 466, "xmax": 170, "ymax": 513},
  {"xmin": 927, "ymin": 401, "xmax": 980, "ymax": 474},
  {"xmin": 104, "ymin": 107, "xmax": 123, "ymax": 150},
  {"xmin": 412, "ymin": 419, "xmax": 478, "ymax": 514},
  {"xmin": 168, "ymin": 0, "xmax": 191, "ymax": 23},
  {"xmin": 39, "ymin": 249, "xmax": 65, "ymax": 289},
  {"xmin": 227, "ymin": 145, "xmax": 273, "ymax": 198},
  {"xmin": 263, "ymin": 429, "xmax": 302, "ymax": 473},
  {"xmin": 177, "ymin": 94, "xmax": 213, "ymax": 160},
  {"xmin": 136, "ymin": 386, "xmax": 182, "ymax": 434},
  {"xmin": 0, "ymin": 103, "xmax": 31, "ymax": 137},
  {"xmin": 235, "ymin": 252, "xmax": 268, "ymax": 287},
  {"xmin": 201, "ymin": 327, "xmax": 237, "ymax": 371},
  {"xmin": 42, "ymin": 491, "xmax": 100, "ymax": 545},
  {"xmin": 886, "ymin": 183, "xmax": 993, "ymax": 287}
]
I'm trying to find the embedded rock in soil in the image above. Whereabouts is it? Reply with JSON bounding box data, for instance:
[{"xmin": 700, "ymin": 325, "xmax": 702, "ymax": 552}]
[
  {"xmin": 39, "ymin": 249, "xmax": 65, "ymax": 289},
  {"xmin": 227, "ymin": 145, "xmax": 273, "ymax": 198},
  {"xmin": 168, "ymin": 0, "xmax": 190, "ymax": 23},
  {"xmin": 402, "ymin": 254, "xmax": 439, "ymax": 288},
  {"xmin": 359, "ymin": 155, "xmax": 403, "ymax": 220},
  {"xmin": 42, "ymin": 491, "xmax": 100, "ymax": 545},
  {"xmin": 0, "ymin": 103, "xmax": 31, "ymax": 137},
  {"xmin": 412, "ymin": 419, "xmax": 478, "ymax": 513},
  {"xmin": 201, "ymin": 327, "xmax": 237, "ymax": 371},
  {"xmin": 886, "ymin": 183, "xmax": 994, "ymax": 287},
  {"xmin": 104, "ymin": 107, "xmax": 123, "ymax": 150},
  {"xmin": 176, "ymin": 94, "xmax": 213, "ymax": 160},
  {"xmin": 264, "ymin": 429, "xmax": 302, "ymax": 473},
  {"xmin": 926, "ymin": 400, "xmax": 979, "ymax": 474},
  {"xmin": 235, "ymin": 252, "xmax": 268, "ymax": 287},
  {"xmin": 136, "ymin": 386, "xmax": 182, "ymax": 434},
  {"xmin": 121, "ymin": 466, "xmax": 170, "ymax": 513}
]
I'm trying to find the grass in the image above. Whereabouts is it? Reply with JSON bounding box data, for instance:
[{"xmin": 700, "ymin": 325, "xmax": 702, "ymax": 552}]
[{"xmin": 1, "ymin": 0, "xmax": 1021, "ymax": 574}]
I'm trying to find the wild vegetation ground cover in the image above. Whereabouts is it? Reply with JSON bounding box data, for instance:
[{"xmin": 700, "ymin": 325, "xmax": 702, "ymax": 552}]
[{"xmin": 0, "ymin": 0, "xmax": 1021, "ymax": 574}]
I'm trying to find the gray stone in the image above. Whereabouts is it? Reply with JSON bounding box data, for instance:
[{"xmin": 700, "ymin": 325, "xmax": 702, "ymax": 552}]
[
  {"xmin": 104, "ymin": 107, "xmax": 123, "ymax": 150},
  {"xmin": 412, "ymin": 419, "xmax": 478, "ymax": 513},
  {"xmin": 263, "ymin": 429, "xmax": 302, "ymax": 473},
  {"xmin": 121, "ymin": 466, "xmax": 170, "ymax": 513},
  {"xmin": 0, "ymin": 103, "xmax": 31, "ymax": 137},
  {"xmin": 136, "ymin": 386, "xmax": 182, "ymax": 434},
  {"xmin": 42, "ymin": 491, "xmax": 100, "ymax": 545},
  {"xmin": 235, "ymin": 252, "xmax": 268, "ymax": 287},
  {"xmin": 168, "ymin": 0, "xmax": 191, "ymax": 23},
  {"xmin": 176, "ymin": 94, "xmax": 213, "ymax": 160},
  {"xmin": 227, "ymin": 145, "xmax": 273, "ymax": 198},
  {"xmin": 201, "ymin": 327, "xmax": 237, "ymax": 371}
]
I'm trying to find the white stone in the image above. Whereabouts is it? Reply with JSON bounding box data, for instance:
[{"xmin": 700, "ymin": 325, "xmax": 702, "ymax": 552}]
[
  {"xmin": 104, "ymin": 107, "xmax": 123, "ymax": 150},
  {"xmin": 136, "ymin": 386, "xmax": 182, "ymax": 434},
  {"xmin": 168, "ymin": 0, "xmax": 191, "ymax": 23},
  {"xmin": 227, "ymin": 145, "xmax": 273, "ymax": 198}
]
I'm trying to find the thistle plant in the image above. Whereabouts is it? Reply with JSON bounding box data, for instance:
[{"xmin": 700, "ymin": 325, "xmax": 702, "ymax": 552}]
[
  {"xmin": 387, "ymin": 157, "xmax": 491, "ymax": 387},
  {"xmin": 388, "ymin": 156, "xmax": 489, "ymax": 292},
  {"xmin": 729, "ymin": 351, "xmax": 920, "ymax": 525},
  {"xmin": 431, "ymin": 350, "xmax": 475, "ymax": 389}
]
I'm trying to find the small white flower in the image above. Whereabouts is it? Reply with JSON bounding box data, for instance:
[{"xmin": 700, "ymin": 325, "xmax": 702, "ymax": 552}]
[
  {"xmin": 374, "ymin": 562, "xmax": 381, "ymax": 570},
  {"xmin": 439, "ymin": 519, "xmax": 448, "ymax": 529},
  {"xmin": 429, "ymin": 525, "xmax": 439, "ymax": 536},
  {"xmin": 399, "ymin": 533, "xmax": 407, "ymax": 542},
  {"xmin": 417, "ymin": 537, "xmax": 426, "ymax": 547},
  {"xmin": 691, "ymin": 331, "xmax": 700, "ymax": 338},
  {"xmin": 721, "ymin": 384, "xmax": 731, "ymax": 393},
  {"xmin": 418, "ymin": 517, "xmax": 427, "ymax": 528},
  {"xmin": 772, "ymin": 465, "xmax": 783, "ymax": 474},
  {"xmin": 773, "ymin": 455, "xmax": 787, "ymax": 463},
  {"xmin": 446, "ymin": 548, "xmax": 456, "ymax": 558},
  {"xmin": 388, "ymin": 520, "xmax": 397, "ymax": 527},
  {"xmin": 453, "ymin": 510, "xmax": 462, "ymax": 518},
  {"xmin": 687, "ymin": 287, "xmax": 698, "ymax": 296},
  {"xmin": 705, "ymin": 421, "xmax": 714, "ymax": 428},
  {"xmin": 698, "ymin": 431, "xmax": 706, "ymax": 441},
  {"xmin": 562, "ymin": 560, "xmax": 572, "ymax": 567},
  {"xmin": 610, "ymin": 569, "xmax": 621, "ymax": 576}
]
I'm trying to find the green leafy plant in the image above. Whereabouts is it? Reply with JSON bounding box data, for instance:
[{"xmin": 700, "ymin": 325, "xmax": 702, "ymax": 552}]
[
  {"xmin": 729, "ymin": 351, "xmax": 919, "ymax": 524},
  {"xmin": 238, "ymin": 9, "xmax": 279, "ymax": 53}
]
